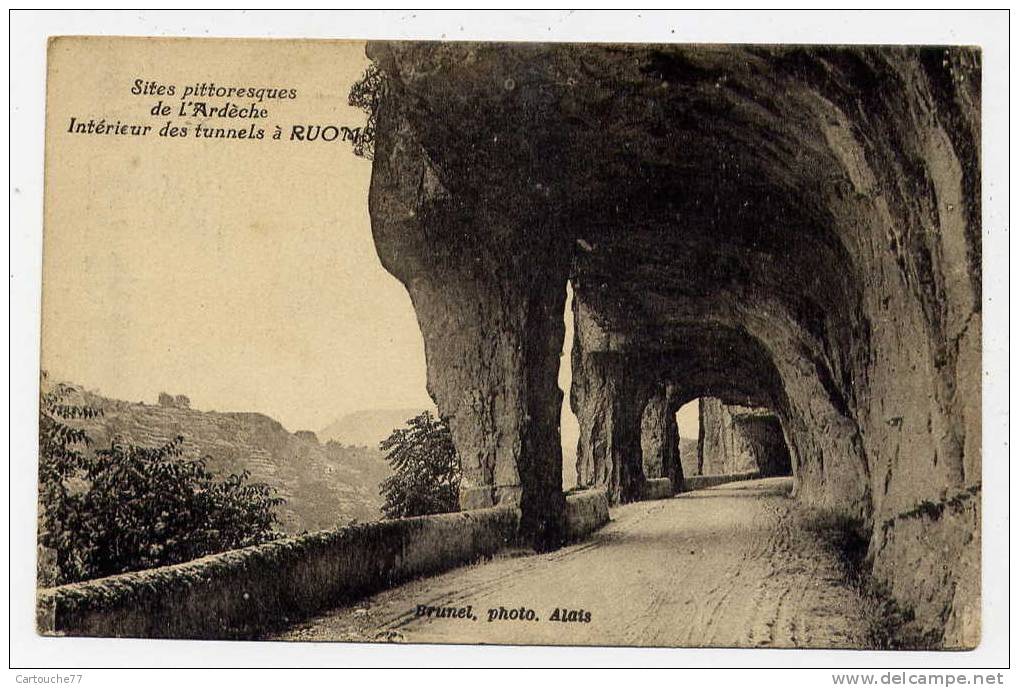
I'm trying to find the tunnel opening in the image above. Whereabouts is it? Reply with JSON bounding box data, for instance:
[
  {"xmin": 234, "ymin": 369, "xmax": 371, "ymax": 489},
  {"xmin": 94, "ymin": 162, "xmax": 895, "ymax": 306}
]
[
  {"xmin": 560, "ymin": 282, "xmax": 580, "ymax": 491},
  {"xmin": 676, "ymin": 399, "xmax": 700, "ymax": 480}
]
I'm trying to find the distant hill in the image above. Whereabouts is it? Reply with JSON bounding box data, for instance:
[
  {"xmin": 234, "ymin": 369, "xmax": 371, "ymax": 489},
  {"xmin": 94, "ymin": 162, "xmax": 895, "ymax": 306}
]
[
  {"xmin": 50, "ymin": 381, "xmax": 392, "ymax": 535},
  {"xmin": 679, "ymin": 436, "xmax": 700, "ymax": 477},
  {"xmin": 320, "ymin": 408, "xmax": 428, "ymax": 448},
  {"xmin": 680, "ymin": 436, "xmax": 699, "ymax": 458}
]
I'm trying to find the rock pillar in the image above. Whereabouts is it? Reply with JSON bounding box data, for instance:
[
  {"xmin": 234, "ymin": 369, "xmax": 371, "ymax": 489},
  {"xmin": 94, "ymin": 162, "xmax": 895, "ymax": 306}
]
[
  {"xmin": 640, "ymin": 385, "xmax": 683, "ymax": 491},
  {"xmin": 572, "ymin": 353, "xmax": 653, "ymax": 504},
  {"xmin": 368, "ymin": 92, "xmax": 570, "ymax": 551}
]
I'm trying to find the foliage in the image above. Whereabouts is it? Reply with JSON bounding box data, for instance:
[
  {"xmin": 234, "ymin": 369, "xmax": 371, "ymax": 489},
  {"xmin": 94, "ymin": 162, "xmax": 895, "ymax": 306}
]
[
  {"xmin": 348, "ymin": 62, "xmax": 385, "ymax": 160},
  {"xmin": 38, "ymin": 377, "xmax": 102, "ymax": 585},
  {"xmin": 38, "ymin": 375, "xmax": 285, "ymax": 586},
  {"xmin": 379, "ymin": 412, "xmax": 460, "ymax": 519}
]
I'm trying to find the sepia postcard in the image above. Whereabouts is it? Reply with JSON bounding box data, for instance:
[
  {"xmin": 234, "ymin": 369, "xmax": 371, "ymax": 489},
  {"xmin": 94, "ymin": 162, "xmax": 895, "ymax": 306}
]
[{"xmin": 33, "ymin": 29, "xmax": 985, "ymax": 655}]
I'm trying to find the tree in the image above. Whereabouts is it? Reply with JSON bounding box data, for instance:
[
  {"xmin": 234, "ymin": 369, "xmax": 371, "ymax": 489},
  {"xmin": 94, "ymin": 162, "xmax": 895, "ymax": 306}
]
[
  {"xmin": 38, "ymin": 376, "xmax": 102, "ymax": 585},
  {"xmin": 348, "ymin": 63, "xmax": 384, "ymax": 160},
  {"xmin": 379, "ymin": 412, "xmax": 460, "ymax": 519},
  {"xmin": 38, "ymin": 376, "xmax": 285, "ymax": 586}
]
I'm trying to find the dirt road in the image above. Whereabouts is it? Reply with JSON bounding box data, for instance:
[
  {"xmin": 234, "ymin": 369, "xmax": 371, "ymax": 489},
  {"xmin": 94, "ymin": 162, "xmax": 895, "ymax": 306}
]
[{"xmin": 275, "ymin": 477, "xmax": 873, "ymax": 648}]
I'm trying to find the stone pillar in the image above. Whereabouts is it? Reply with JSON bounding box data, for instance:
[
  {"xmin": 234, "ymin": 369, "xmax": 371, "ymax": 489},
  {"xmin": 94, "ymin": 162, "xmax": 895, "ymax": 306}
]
[
  {"xmin": 572, "ymin": 353, "xmax": 652, "ymax": 504},
  {"xmin": 696, "ymin": 399, "xmax": 710, "ymax": 476},
  {"xmin": 368, "ymin": 98, "xmax": 570, "ymax": 551},
  {"xmin": 640, "ymin": 385, "xmax": 683, "ymax": 491},
  {"xmin": 397, "ymin": 271, "xmax": 570, "ymax": 551},
  {"xmin": 665, "ymin": 385, "xmax": 686, "ymax": 488}
]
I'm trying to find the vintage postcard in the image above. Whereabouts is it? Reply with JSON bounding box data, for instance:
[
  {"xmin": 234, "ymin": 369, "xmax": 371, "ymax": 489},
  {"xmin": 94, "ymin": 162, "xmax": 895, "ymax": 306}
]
[{"xmin": 34, "ymin": 33, "xmax": 982, "ymax": 653}]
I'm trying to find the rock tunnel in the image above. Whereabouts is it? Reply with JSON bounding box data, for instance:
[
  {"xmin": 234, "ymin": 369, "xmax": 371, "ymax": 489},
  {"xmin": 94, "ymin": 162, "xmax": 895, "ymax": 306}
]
[{"xmin": 360, "ymin": 43, "xmax": 981, "ymax": 645}]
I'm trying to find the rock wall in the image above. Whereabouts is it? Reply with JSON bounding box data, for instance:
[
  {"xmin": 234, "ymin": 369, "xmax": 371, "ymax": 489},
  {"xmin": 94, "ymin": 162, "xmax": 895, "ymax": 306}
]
[
  {"xmin": 699, "ymin": 400, "xmax": 793, "ymax": 478},
  {"xmin": 363, "ymin": 43, "xmax": 981, "ymax": 645},
  {"xmin": 871, "ymin": 485, "xmax": 981, "ymax": 649},
  {"xmin": 699, "ymin": 399, "xmax": 760, "ymax": 476},
  {"xmin": 736, "ymin": 413, "xmax": 793, "ymax": 477}
]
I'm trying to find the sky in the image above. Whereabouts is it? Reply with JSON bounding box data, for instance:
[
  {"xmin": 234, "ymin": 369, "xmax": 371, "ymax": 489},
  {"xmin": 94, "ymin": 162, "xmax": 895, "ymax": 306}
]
[{"xmin": 41, "ymin": 37, "xmax": 700, "ymax": 441}]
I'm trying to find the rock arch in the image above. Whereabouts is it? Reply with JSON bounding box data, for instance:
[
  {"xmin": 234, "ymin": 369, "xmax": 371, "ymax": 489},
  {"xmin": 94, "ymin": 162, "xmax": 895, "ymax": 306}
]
[{"xmin": 362, "ymin": 42, "xmax": 980, "ymax": 642}]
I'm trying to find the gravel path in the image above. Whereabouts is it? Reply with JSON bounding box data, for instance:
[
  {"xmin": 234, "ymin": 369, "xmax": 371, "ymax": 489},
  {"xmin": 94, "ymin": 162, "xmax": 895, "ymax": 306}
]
[{"xmin": 275, "ymin": 477, "xmax": 872, "ymax": 648}]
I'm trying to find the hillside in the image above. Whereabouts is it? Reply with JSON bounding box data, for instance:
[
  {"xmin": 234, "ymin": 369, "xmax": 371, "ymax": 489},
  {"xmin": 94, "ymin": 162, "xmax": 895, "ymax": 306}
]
[
  {"xmin": 53, "ymin": 383, "xmax": 392, "ymax": 535},
  {"xmin": 679, "ymin": 436, "xmax": 700, "ymax": 478},
  {"xmin": 679, "ymin": 437, "xmax": 699, "ymax": 459},
  {"xmin": 320, "ymin": 408, "xmax": 428, "ymax": 448}
]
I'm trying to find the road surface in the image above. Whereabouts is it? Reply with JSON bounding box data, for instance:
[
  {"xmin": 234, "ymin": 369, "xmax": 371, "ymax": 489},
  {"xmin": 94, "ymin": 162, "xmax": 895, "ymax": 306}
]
[{"xmin": 275, "ymin": 477, "xmax": 873, "ymax": 648}]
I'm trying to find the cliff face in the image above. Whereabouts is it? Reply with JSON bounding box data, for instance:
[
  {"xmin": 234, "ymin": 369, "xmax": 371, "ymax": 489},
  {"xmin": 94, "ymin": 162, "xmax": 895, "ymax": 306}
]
[{"xmin": 364, "ymin": 43, "xmax": 980, "ymax": 645}]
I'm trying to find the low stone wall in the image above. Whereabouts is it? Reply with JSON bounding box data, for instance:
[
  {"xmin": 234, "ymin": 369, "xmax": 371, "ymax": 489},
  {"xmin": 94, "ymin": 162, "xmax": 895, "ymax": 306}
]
[
  {"xmin": 564, "ymin": 488, "xmax": 610, "ymax": 542},
  {"xmin": 37, "ymin": 506, "xmax": 519, "ymax": 639},
  {"xmin": 681, "ymin": 470, "xmax": 760, "ymax": 492},
  {"xmin": 641, "ymin": 478, "xmax": 674, "ymax": 501},
  {"xmin": 38, "ymin": 491, "xmax": 618, "ymax": 640}
]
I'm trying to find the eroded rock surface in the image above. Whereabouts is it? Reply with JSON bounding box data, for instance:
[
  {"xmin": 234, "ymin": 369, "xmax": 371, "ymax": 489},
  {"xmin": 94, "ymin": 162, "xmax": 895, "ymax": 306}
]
[
  {"xmin": 699, "ymin": 399, "xmax": 793, "ymax": 478},
  {"xmin": 640, "ymin": 385, "xmax": 684, "ymax": 490},
  {"xmin": 363, "ymin": 42, "xmax": 981, "ymax": 645}
]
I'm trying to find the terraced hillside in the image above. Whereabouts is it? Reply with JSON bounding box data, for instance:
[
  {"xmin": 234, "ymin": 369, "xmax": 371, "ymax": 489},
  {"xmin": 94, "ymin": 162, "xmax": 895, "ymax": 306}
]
[{"xmin": 52, "ymin": 382, "xmax": 392, "ymax": 534}]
